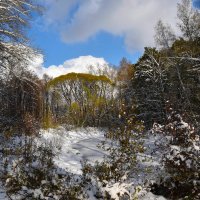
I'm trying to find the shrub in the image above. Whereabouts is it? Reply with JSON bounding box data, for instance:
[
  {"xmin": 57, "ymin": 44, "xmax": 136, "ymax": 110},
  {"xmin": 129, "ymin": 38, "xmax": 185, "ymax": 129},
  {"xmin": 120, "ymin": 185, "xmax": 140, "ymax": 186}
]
[
  {"xmin": 0, "ymin": 135, "xmax": 83, "ymax": 200},
  {"xmin": 152, "ymin": 106, "xmax": 200, "ymax": 199},
  {"xmin": 80, "ymin": 104, "xmax": 144, "ymax": 199}
]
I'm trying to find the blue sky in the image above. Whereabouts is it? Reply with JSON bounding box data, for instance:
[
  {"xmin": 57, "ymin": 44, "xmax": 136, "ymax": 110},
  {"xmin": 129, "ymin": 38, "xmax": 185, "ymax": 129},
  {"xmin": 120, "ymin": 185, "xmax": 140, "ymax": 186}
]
[
  {"xmin": 193, "ymin": 0, "xmax": 200, "ymax": 8},
  {"xmin": 29, "ymin": 24, "xmax": 141, "ymax": 67},
  {"xmin": 29, "ymin": 0, "xmax": 199, "ymax": 68}
]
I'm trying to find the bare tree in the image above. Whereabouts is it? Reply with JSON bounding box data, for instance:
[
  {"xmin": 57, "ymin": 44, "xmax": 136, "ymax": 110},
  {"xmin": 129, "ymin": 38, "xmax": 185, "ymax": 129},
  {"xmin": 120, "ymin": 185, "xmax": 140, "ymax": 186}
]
[
  {"xmin": 154, "ymin": 20, "xmax": 176, "ymax": 49},
  {"xmin": 0, "ymin": 0, "xmax": 40, "ymax": 43},
  {"xmin": 0, "ymin": 0, "xmax": 41, "ymax": 71},
  {"xmin": 177, "ymin": 0, "xmax": 200, "ymax": 40},
  {"xmin": 0, "ymin": 0, "xmax": 42, "ymax": 132}
]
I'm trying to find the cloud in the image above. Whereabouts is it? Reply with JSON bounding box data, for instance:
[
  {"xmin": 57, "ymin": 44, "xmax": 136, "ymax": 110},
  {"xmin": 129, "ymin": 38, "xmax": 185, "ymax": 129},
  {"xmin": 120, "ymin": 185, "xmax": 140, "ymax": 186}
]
[
  {"xmin": 29, "ymin": 55, "xmax": 111, "ymax": 78},
  {"xmin": 41, "ymin": 0, "xmax": 79, "ymax": 27},
  {"xmin": 42, "ymin": 0, "xmax": 180, "ymax": 51}
]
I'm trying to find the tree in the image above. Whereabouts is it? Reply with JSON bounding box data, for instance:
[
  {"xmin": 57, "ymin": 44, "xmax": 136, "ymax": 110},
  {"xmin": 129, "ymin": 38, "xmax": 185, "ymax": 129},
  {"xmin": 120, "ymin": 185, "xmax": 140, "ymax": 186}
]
[
  {"xmin": 116, "ymin": 58, "xmax": 135, "ymax": 116},
  {"xmin": 177, "ymin": 0, "xmax": 200, "ymax": 40},
  {"xmin": 133, "ymin": 48, "xmax": 168, "ymax": 127},
  {"xmin": 0, "ymin": 0, "xmax": 40, "ymax": 43},
  {"xmin": 0, "ymin": 0, "xmax": 42, "ymax": 133},
  {"xmin": 0, "ymin": 0, "xmax": 41, "ymax": 67},
  {"xmin": 154, "ymin": 20, "xmax": 176, "ymax": 49},
  {"xmin": 47, "ymin": 73, "xmax": 115, "ymax": 127},
  {"xmin": 117, "ymin": 57, "xmax": 134, "ymax": 82}
]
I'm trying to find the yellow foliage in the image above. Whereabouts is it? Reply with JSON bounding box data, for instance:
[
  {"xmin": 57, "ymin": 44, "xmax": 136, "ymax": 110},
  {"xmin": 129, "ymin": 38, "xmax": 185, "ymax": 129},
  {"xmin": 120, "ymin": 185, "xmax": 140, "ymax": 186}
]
[
  {"xmin": 47, "ymin": 72, "xmax": 113, "ymax": 89},
  {"xmin": 42, "ymin": 113, "xmax": 58, "ymax": 129},
  {"xmin": 70, "ymin": 102, "xmax": 80, "ymax": 111},
  {"xmin": 94, "ymin": 97, "xmax": 106, "ymax": 107}
]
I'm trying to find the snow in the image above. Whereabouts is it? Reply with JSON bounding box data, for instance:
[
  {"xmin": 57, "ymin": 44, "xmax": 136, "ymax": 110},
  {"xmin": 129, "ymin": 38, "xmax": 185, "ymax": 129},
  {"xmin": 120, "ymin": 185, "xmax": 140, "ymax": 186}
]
[
  {"xmin": 135, "ymin": 133, "xmax": 168, "ymax": 185},
  {"xmin": 0, "ymin": 126, "xmax": 168, "ymax": 199},
  {"xmin": 39, "ymin": 126, "xmax": 108, "ymax": 175},
  {"xmin": 140, "ymin": 192, "xmax": 166, "ymax": 200},
  {"xmin": 0, "ymin": 183, "xmax": 7, "ymax": 200},
  {"xmin": 178, "ymin": 120, "xmax": 188, "ymax": 129},
  {"xmin": 103, "ymin": 182, "xmax": 130, "ymax": 200},
  {"xmin": 39, "ymin": 127, "xmax": 167, "ymax": 199}
]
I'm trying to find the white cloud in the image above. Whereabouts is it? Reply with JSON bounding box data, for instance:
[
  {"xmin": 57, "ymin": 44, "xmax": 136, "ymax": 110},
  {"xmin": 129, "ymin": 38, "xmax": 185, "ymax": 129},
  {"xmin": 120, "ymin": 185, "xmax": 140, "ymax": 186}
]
[
  {"xmin": 42, "ymin": 0, "xmax": 181, "ymax": 51},
  {"xmin": 29, "ymin": 55, "xmax": 112, "ymax": 78}
]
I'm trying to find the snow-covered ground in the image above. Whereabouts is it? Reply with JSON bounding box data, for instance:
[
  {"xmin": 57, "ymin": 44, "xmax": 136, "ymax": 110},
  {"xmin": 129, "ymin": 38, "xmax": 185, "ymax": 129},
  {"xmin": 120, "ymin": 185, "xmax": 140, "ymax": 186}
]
[
  {"xmin": 39, "ymin": 126, "xmax": 167, "ymax": 200},
  {"xmin": 39, "ymin": 127, "xmax": 108, "ymax": 175},
  {"xmin": 0, "ymin": 126, "xmax": 167, "ymax": 199},
  {"xmin": 0, "ymin": 183, "xmax": 7, "ymax": 200}
]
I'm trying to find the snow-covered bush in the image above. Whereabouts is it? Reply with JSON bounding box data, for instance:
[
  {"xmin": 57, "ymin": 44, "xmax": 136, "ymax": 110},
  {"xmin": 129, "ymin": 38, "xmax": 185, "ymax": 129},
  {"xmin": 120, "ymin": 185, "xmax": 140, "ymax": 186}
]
[
  {"xmin": 152, "ymin": 108, "xmax": 200, "ymax": 199},
  {"xmin": 0, "ymin": 135, "xmax": 83, "ymax": 200},
  {"xmin": 81, "ymin": 105, "xmax": 145, "ymax": 199}
]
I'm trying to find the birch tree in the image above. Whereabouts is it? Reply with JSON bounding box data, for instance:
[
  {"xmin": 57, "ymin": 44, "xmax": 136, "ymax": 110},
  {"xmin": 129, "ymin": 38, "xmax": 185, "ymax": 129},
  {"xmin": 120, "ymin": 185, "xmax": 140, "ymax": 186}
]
[
  {"xmin": 177, "ymin": 0, "xmax": 200, "ymax": 40},
  {"xmin": 154, "ymin": 20, "xmax": 176, "ymax": 49}
]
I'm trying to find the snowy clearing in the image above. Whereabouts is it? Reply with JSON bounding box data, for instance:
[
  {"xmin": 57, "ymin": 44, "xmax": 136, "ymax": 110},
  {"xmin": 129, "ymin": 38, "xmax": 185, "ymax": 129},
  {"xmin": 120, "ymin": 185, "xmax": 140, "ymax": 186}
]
[
  {"xmin": 39, "ymin": 127, "xmax": 108, "ymax": 175},
  {"xmin": 39, "ymin": 127, "xmax": 167, "ymax": 200},
  {"xmin": 0, "ymin": 126, "xmax": 167, "ymax": 200}
]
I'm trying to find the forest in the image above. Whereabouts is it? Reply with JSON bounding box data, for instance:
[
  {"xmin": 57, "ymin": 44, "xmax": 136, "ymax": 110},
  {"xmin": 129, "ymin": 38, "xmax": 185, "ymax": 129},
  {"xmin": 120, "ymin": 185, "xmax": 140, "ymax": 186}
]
[{"xmin": 0, "ymin": 0, "xmax": 199, "ymax": 199}]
